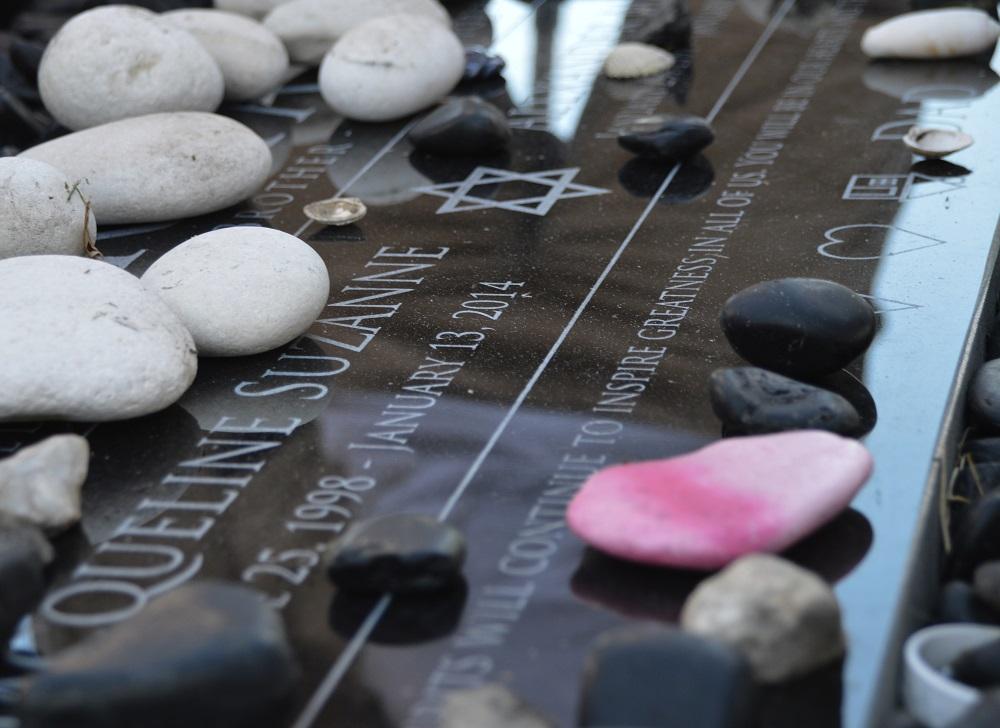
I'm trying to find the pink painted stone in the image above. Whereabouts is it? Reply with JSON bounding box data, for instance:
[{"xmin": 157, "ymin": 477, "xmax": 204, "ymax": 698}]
[{"xmin": 567, "ymin": 430, "xmax": 873, "ymax": 570}]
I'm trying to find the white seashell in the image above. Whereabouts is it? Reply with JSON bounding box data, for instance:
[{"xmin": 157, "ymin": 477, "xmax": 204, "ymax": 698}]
[
  {"xmin": 902, "ymin": 126, "xmax": 973, "ymax": 158},
  {"xmin": 603, "ymin": 42, "xmax": 675, "ymax": 79},
  {"xmin": 303, "ymin": 196, "xmax": 367, "ymax": 225},
  {"xmin": 861, "ymin": 9, "xmax": 1000, "ymax": 59}
]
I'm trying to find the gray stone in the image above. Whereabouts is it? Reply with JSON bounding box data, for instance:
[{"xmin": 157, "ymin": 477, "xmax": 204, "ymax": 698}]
[
  {"xmin": 163, "ymin": 9, "xmax": 290, "ymax": 102},
  {"xmin": 215, "ymin": 0, "xmax": 295, "ymax": 20},
  {"xmin": 0, "ymin": 157, "xmax": 97, "ymax": 260},
  {"xmin": 680, "ymin": 554, "xmax": 845, "ymax": 683},
  {"xmin": 319, "ymin": 13, "xmax": 464, "ymax": 122},
  {"xmin": 21, "ymin": 112, "xmax": 272, "ymax": 225},
  {"xmin": 441, "ymin": 684, "xmax": 553, "ymax": 728},
  {"xmin": 265, "ymin": 0, "xmax": 450, "ymax": 65},
  {"xmin": 38, "ymin": 6, "xmax": 224, "ymax": 130},
  {"xmin": 0, "ymin": 256, "xmax": 197, "ymax": 422},
  {"xmin": 141, "ymin": 227, "xmax": 329, "ymax": 357},
  {"xmin": 0, "ymin": 435, "xmax": 89, "ymax": 534}
]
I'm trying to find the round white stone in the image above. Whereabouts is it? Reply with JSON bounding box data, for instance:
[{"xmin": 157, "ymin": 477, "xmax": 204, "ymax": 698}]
[
  {"xmin": 215, "ymin": 0, "xmax": 295, "ymax": 20},
  {"xmin": 0, "ymin": 256, "xmax": 197, "ymax": 422},
  {"xmin": 0, "ymin": 157, "xmax": 97, "ymax": 260},
  {"xmin": 20, "ymin": 112, "xmax": 273, "ymax": 225},
  {"xmin": 267, "ymin": 0, "xmax": 450, "ymax": 65},
  {"xmin": 163, "ymin": 9, "xmax": 290, "ymax": 101},
  {"xmin": 319, "ymin": 13, "xmax": 463, "ymax": 122},
  {"xmin": 861, "ymin": 8, "xmax": 1000, "ymax": 59},
  {"xmin": 141, "ymin": 228, "xmax": 330, "ymax": 357},
  {"xmin": 38, "ymin": 6, "xmax": 225, "ymax": 131}
]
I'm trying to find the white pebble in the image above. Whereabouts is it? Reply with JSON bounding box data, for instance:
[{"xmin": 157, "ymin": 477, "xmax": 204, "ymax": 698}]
[
  {"xmin": 902, "ymin": 125, "xmax": 973, "ymax": 158},
  {"xmin": 20, "ymin": 112, "xmax": 272, "ymax": 225},
  {"xmin": 0, "ymin": 435, "xmax": 89, "ymax": 534},
  {"xmin": 163, "ymin": 9, "xmax": 290, "ymax": 101},
  {"xmin": 215, "ymin": 0, "xmax": 295, "ymax": 19},
  {"xmin": 38, "ymin": 6, "xmax": 224, "ymax": 130},
  {"xmin": 0, "ymin": 157, "xmax": 96, "ymax": 260},
  {"xmin": 0, "ymin": 256, "xmax": 197, "ymax": 422},
  {"xmin": 604, "ymin": 42, "xmax": 675, "ymax": 79},
  {"xmin": 265, "ymin": 0, "xmax": 450, "ymax": 65},
  {"xmin": 319, "ymin": 14, "xmax": 463, "ymax": 122},
  {"xmin": 861, "ymin": 8, "xmax": 1000, "ymax": 59},
  {"xmin": 141, "ymin": 228, "xmax": 330, "ymax": 357}
]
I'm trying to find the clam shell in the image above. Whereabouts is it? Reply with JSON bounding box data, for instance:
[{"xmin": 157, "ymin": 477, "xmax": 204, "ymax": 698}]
[
  {"xmin": 303, "ymin": 196, "xmax": 367, "ymax": 225},
  {"xmin": 603, "ymin": 42, "xmax": 675, "ymax": 79},
  {"xmin": 861, "ymin": 8, "xmax": 1000, "ymax": 59},
  {"xmin": 902, "ymin": 126, "xmax": 973, "ymax": 158}
]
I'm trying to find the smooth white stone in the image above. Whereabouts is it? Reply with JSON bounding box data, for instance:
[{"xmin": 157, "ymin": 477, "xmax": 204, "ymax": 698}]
[
  {"xmin": 680, "ymin": 554, "xmax": 845, "ymax": 683},
  {"xmin": 0, "ymin": 157, "xmax": 97, "ymax": 260},
  {"xmin": 0, "ymin": 435, "xmax": 89, "ymax": 533},
  {"xmin": 20, "ymin": 112, "xmax": 272, "ymax": 225},
  {"xmin": 215, "ymin": 0, "xmax": 295, "ymax": 19},
  {"xmin": 38, "ymin": 6, "xmax": 224, "ymax": 131},
  {"xmin": 319, "ymin": 14, "xmax": 463, "ymax": 122},
  {"xmin": 163, "ymin": 9, "xmax": 290, "ymax": 101},
  {"xmin": 604, "ymin": 42, "xmax": 675, "ymax": 79},
  {"xmin": 0, "ymin": 256, "xmax": 197, "ymax": 422},
  {"xmin": 902, "ymin": 125, "xmax": 974, "ymax": 158},
  {"xmin": 141, "ymin": 228, "xmax": 330, "ymax": 357},
  {"xmin": 266, "ymin": 0, "xmax": 450, "ymax": 65},
  {"xmin": 861, "ymin": 8, "xmax": 1000, "ymax": 59}
]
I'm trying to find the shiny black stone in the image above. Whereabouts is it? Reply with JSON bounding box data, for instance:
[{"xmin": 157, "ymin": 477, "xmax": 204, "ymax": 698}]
[
  {"xmin": 943, "ymin": 693, "xmax": 1000, "ymax": 727},
  {"xmin": 0, "ymin": 515, "xmax": 50, "ymax": 647},
  {"xmin": 709, "ymin": 366, "xmax": 863, "ymax": 435},
  {"xmin": 975, "ymin": 561, "xmax": 1000, "ymax": 612},
  {"xmin": 580, "ymin": 626, "xmax": 757, "ymax": 728},
  {"xmin": 9, "ymin": 38, "xmax": 44, "ymax": 83},
  {"xmin": 618, "ymin": 115, "xmax": 714, "ymax": 161},
  {"xmin": 463, "ymin": 46, "xmax": 506, "ymax": 82},
  {"xmin": 16, "ymin": 581, "xmax": 298, "ymax": 728},
  {"xmin": 950, "ymin": 491, "xmax": 1000, "ymax": 578},
  {"xmin": 969, "ymin": 360, "xmax": 1000, "ymax": 430},
  {"xmin": 952, "ymin": 637, "xmax": 1000, "ymax": 688},
  {"xmin": 938, "ymin": 581, "xmax": 1000, "ymax": 625},
  {"xmin": 719, "ymin": 278, "xmax": 877, "ymax": 378},
  {"xmin": 326, "ymin": 513, "xmax": 466, "ymax": 593},
  {"xmin": 408, "ymin": 97, "xmax": 511, "ymax": 157}
]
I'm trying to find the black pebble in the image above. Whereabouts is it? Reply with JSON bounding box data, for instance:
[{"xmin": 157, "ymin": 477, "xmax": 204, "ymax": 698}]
[
  {"xmin": 618, "ymin": 114, "xmax": 714, "ymax": 161},
  {"xmin": 952, "ymin": 637, "xmax": 1000, "ymax": 688},
  {"xmin": 580, "ymin": 626, "xmax": 757, "ymax": 728},
  {"xmin": 16, "ymin": 581, "xmax": 298, "ymax": 728},
  {"xmin": 720, "ymin": 278, "xmax": 877, "ymax": 378},
  {"xmin": 969, "ymin": 359, "xmax": 1000, "ymax": 430},
  {"xmin": 9, "ymin": 38, "xmax": 44, "ymax": 83},
  {"xmin": 408, "ymin": 97, "xmax": 511, "ymax": 157},
  {"xmin": 463, "ymin": 46, "xmax": 506, "ymax": 82},
  {"xmin": 709, "ymin": 366, "xmax": 863, "ymax": 435},
  {"xmin": 0, "ymin": 515, "xmax": 50, "ymax": 646},
  {"xmin": 975, "ymin": 561, "xmax": 1000, "ymax": 612},
  {"xmin": 950, "ymin": 490, "xmax": 1000, "ymax": 578},
  {"xmin": 326, "ymin": 513, "xmax": 466, "ymax": 593},
  {"xmin": 938, "ymin": 581, "xmax": 1000, "ymax": 625},
  {"xmin": 943, "ymin": 693, "xmax": 1000, "ymax": 727}
]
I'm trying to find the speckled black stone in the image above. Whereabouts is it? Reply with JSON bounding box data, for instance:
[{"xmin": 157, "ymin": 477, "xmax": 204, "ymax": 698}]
[
  {"xmin": 0, "ymin": 515, "xmax": 50, "ymax": 646},
  {"xmin": 720, "ymin": 278, "xmax": 877, "ymax": 378},
  {"xmin": 580, "ymin": 626, "xmax": 757, "ymax": 728},
  {"xmin": 16, "ymin": 581, "xmax": 298, "ymax": 728},
  {"xmin": 408, "ymin": 97, "xmax": 511, "ymax": 156},
  {"xmin": 953, "ymin": 637, "xmax": 1000, "ymax": 688},
  {"xmin": 709, "ymin": 367, "xmax": 863, "ymax": 435},
  {"xmin": 326, "ymin": 513, "xmax": 466, "ymax": 593},
  {"xmin": 618, "ymin": 114, "xmax": 714, "ymax": 160},
  {"xmin": 969, "ymin": 359, "xmax": 1000, "ymax": 430}
]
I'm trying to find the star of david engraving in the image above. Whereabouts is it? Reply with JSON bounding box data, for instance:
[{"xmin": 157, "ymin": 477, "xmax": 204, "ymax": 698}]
[{"xmin": 415, "ymin": 166, "xmax": 610, "ymax": 216}]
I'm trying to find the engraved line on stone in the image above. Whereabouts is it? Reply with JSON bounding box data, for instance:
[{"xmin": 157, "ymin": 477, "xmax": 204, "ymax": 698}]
[{"xmin": 289, "ymin": 1, "xmax": 798, "ymax": 723}]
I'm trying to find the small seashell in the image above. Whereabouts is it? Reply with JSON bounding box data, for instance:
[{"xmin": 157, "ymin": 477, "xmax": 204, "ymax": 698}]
[
  {"xmin": 861, "ymin": 8, "xmax": 1000, "ymax": 59},
  {"xmin": 303, "ymin": 196, "xmax": 367, "ymax": 226},
  {"xmin": 902, "ymin": 126, "xmax": 973, "ymax": 158},
  {"xmin": 603, "ymin": 42, "xmax": 675, "ymax": 79}
]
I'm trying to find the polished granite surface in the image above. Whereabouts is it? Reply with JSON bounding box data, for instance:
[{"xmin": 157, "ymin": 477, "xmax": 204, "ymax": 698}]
[{"xmin": 5, "ymin": 0, "xmax": 1000, "ymax": 725}]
